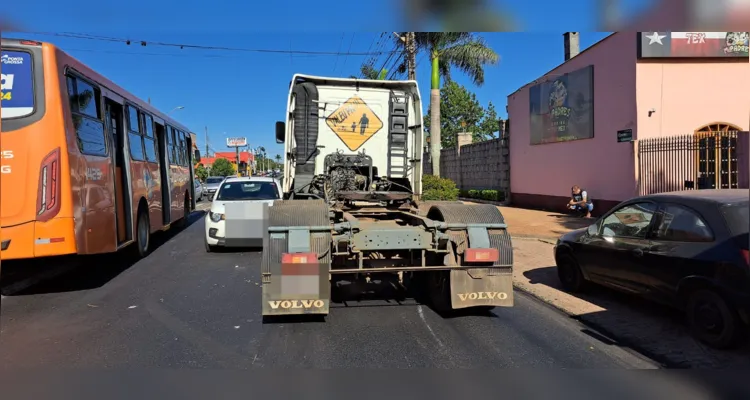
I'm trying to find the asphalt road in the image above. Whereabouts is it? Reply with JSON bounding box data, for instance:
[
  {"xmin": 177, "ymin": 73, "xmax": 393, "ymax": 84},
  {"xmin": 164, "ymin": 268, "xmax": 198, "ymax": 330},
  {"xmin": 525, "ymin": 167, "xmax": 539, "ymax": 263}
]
[{"xmin": 0, "ymin": 209, "xmax": 657, "ymax": 371}]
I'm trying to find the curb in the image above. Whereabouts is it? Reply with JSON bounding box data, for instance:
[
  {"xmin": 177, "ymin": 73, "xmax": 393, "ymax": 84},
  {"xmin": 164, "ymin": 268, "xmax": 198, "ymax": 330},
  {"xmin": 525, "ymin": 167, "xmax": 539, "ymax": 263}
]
[{"xmin": 511, "ymin": 236, "xmax": 557, "ymax": 245}]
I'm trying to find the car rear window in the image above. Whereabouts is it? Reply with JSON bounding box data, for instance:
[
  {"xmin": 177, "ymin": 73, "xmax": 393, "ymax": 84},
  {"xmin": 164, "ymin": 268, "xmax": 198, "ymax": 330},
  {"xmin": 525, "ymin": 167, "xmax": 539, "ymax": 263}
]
[
  {"xmin": 721, "ymin": 201, "xmax": 748, "ymax": 236},
  {"xmin": 1, "ymin": 49, "xmax": 35, "ymax": 119},
  {"xmin": 216, "ymin": 181, "xmax": 279, "ymax": 201}
]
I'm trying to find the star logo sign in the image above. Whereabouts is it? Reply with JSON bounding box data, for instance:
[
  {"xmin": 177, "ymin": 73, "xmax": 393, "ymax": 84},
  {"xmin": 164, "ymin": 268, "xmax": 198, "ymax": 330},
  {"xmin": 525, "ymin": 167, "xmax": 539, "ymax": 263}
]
[{"xmin": 646, "ymin": 32, "xmax": 666, "ymax": 45}]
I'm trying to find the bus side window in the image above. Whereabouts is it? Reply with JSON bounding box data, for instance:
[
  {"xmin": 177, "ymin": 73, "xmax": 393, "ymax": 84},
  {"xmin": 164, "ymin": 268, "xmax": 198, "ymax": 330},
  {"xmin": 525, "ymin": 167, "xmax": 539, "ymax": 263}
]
[
  {"xmin": 169, "ymin": 128, "xmax": 177, "ymax": 165},
  {"xmin": 179, "ymin": 132, "xmax": 187, "ymax": 167},
  {"xmin": 142, "ymin": 113, "xmax": 157, "ymax": 163},
  {"xmin": 67, "ymin": 75, "xmax": 107, "ymax": 157},
  {"xmin": 127, "ymin": 105, "xmax": 145, "ymax": 161},
  {"xmin": 166, "ymin": 126, "xmax": 175, "ymax": 165}
]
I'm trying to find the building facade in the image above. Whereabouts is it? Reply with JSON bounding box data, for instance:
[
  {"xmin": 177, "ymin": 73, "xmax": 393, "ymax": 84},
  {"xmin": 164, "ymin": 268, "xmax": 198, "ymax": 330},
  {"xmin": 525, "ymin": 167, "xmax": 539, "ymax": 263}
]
[{"xmin": 507, "ymin": 31, "xmax": 749, "ymax": 214}]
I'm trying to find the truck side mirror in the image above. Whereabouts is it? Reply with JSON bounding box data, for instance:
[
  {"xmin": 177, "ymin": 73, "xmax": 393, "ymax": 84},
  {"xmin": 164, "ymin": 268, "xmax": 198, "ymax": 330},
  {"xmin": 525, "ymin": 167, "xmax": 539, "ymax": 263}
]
[
  {"xmin": 275, "ymin": 121, "xmax": 285, "ymax": 144},
  {"xmin": 194, "ymin": 149, "xmax": 201, "ymax": 162}
]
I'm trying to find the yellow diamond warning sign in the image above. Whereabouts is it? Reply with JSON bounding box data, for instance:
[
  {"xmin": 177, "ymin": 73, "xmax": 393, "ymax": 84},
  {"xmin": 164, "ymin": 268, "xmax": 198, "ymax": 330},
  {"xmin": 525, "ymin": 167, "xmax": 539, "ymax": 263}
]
[{"xmin": 325, "ymin": 95, "xmax": 383, "ymax": 151}]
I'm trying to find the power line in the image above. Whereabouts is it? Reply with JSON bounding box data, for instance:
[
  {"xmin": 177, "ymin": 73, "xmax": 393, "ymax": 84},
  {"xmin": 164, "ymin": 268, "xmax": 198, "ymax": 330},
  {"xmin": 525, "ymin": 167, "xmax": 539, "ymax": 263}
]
[
  {"xmin": 332, "ymin": 33, "xmax": 345, "ymax": 73},
  {"xmin": 20, "ymin": 31, "xmax": 399, "ymax": 56},
  {"xmin": 341, "ymin": 32, "xmax": 355, "ymax": 71}
]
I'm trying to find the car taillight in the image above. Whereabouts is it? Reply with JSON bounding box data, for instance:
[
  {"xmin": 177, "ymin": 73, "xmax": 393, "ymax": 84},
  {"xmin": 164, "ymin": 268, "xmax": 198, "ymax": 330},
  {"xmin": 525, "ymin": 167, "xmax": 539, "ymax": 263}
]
[
  {"xmin": 741, "ymin": 249, "xmax": 749, "ymax": 266},
  {"xmin": 36, "ymin": 148, "xmax": 62, "ymax": 222}
]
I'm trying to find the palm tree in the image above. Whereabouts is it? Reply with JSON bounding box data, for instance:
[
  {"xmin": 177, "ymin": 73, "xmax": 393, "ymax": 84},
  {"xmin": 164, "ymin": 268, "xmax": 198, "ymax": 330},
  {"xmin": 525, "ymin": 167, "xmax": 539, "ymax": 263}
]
[{"xmin": 412, "ymin": 32, "xmax": 499, "ymax": 177}]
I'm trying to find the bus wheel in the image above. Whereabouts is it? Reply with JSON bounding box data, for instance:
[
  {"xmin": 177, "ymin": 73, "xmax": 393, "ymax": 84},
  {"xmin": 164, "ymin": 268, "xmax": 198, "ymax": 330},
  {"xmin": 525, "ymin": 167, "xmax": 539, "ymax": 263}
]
[{"xmin": 135, "ymin": 207, "xmax": 151, "ymax": 258}]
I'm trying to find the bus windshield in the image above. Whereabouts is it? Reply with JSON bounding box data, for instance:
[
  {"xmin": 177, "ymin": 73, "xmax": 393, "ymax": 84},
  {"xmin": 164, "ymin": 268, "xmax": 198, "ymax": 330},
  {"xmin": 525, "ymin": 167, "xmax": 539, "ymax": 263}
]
[
  {"xmin": 1, "ymin": 49, "xmax": 34, "ymax": 119},
  {"xmin": 216, "ymin": 181, "xmax": 279, "ymax": 201}
]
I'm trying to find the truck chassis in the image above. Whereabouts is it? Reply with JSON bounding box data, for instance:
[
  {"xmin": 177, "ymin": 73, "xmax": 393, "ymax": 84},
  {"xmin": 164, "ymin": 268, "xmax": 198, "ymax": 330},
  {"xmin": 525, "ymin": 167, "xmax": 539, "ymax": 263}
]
[{"xmin": 261, "ymin": 199, "xmax": 514, "ymax": 319}]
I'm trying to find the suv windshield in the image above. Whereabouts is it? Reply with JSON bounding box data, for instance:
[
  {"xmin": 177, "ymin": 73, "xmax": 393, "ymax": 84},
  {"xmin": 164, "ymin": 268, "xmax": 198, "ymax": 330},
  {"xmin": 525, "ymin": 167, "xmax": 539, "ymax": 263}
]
[
  {"xmin": 216, "ymin": 181, "xmax": 279, "ymax": 201},
  {"xmin": 206, "ymin": 177, "xmax": 224, "ymax": 184}
]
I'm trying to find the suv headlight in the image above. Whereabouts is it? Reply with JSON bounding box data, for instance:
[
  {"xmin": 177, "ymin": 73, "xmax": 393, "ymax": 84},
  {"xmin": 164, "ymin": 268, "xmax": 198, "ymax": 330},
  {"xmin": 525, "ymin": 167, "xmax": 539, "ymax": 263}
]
[{"xmin": 209, "ymin": 211, "xmax": 224, "ymax": 222}]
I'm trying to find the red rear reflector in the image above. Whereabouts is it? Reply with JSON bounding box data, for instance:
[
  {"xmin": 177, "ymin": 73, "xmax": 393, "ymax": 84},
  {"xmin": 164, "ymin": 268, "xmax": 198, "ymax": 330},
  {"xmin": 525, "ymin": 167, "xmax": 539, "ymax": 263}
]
[
  {"xmin": 20, "ymin": 40, "xmax": 42, "ymax": 46},
  {"xmin": 741, "ymin": 249, "xmax": 749, "ymax": 265},
  {"xmin": 281, "ymin": 253, "xmax": 317, "ymax": 264},
  {"xmin": 50, "ymin": 237, "xmax": 65, "ymax": 243},
  {"xmin": 465, "ymin": 248, "xmax": 499, "ymax": 263}
]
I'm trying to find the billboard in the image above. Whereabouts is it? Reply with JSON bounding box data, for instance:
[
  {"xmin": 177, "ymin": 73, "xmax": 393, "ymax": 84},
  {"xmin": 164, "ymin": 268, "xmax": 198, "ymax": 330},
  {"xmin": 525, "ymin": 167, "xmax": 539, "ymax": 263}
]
[
  {"xmin": 529, "ymin": 65, "xmax": 594, "ymax": 145},
  {"xmin": 226, "ymin": 137, "xmax": 247, "ymax": 147},
  {"xmin": 638, "ymin": 32, "xmax": 749, "ymax": 58}
]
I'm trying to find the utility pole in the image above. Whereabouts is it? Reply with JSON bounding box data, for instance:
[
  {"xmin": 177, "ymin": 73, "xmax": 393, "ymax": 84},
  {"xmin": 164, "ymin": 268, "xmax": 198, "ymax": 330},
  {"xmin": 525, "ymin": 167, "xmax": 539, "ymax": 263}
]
[
  {"xmin": 393, "ymin": 32, "xmax": 417, "ymax": 80},
  {"xmin": 204, "ymin": 126, "xmax": 209, "ymax": 157},
  {"xmin": 405, "ymin": 32, "xmax": 416, "ymax": 80}
]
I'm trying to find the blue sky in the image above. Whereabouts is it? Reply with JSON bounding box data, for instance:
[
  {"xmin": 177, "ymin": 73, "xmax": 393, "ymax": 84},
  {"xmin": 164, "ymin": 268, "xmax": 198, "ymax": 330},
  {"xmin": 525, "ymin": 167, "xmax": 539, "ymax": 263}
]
[{"xmin": 5, "ymin": 0, "xmax": 655, "ymax": 158}]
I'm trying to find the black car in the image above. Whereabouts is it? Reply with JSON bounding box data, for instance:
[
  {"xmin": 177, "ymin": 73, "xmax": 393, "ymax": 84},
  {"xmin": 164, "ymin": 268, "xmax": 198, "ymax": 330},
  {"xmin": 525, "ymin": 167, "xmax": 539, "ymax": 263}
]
[{"xmin": 554, "ymin": 189, "xmax": 749, "ymax": 349}]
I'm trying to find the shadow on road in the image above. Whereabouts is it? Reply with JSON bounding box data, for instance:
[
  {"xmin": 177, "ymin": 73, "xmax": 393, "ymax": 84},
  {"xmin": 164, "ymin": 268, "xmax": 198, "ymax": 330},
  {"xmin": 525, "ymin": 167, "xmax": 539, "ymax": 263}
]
[
  {"xmin": 0, "ymin": 211, "xmax": 206, "ymax": 297},
  {"xmin": 522, "ymin": 265, "xmax": 750, "ymax": 368}
]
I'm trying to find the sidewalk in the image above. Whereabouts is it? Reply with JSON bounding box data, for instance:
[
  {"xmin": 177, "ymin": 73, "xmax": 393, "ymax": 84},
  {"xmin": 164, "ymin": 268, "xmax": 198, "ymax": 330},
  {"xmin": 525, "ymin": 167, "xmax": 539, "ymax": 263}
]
[{"xmin": 461, "ymin": 201, "xmax": 591, "ymax": 239}]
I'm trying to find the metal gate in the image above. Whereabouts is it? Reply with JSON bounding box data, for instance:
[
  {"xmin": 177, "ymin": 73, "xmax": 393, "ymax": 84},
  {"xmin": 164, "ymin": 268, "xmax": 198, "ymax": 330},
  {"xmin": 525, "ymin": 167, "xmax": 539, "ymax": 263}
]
[{"xmin": 637, "ymin": 130, "xmax": 749, "ymax": 196}]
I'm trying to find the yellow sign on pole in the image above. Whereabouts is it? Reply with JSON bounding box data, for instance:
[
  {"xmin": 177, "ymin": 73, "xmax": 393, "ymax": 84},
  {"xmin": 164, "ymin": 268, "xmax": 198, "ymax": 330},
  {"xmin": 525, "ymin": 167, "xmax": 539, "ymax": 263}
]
[{"xmin": 325, "ymin": 95, "xmax": 384, "ymax": 151}]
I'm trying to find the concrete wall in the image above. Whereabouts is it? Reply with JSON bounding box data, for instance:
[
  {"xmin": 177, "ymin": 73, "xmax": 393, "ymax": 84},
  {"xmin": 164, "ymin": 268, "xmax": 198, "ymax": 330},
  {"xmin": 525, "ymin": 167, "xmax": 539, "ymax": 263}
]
[{"xmin": 422, "ymin": 132, "xmax": 510, "ymax": 199}]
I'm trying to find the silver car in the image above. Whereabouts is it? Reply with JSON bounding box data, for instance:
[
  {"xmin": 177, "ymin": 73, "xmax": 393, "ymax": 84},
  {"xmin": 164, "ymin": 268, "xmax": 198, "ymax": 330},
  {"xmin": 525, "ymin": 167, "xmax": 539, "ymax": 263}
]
[
  {"xmin": 194, "ymin": 179, "xmax": 204, "ymax": 202},
  {"xmin": 203, "ymin": 176, "xmax": 226, "ymax": 201}
]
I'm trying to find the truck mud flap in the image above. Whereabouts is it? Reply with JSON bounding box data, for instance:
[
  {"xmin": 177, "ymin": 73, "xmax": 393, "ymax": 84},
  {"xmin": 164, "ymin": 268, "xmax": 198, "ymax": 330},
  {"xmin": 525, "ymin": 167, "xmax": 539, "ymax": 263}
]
[
  {"xmin": 261, "ymin": 200, "xmax": 332, "ymax": 317},
  {"xmin": 426, "ymin": 203, "xmax": 514, "ymax": 310},
  {"xmin": 449, "ymin": 268, "xmax": 513, "ymax": 309}
]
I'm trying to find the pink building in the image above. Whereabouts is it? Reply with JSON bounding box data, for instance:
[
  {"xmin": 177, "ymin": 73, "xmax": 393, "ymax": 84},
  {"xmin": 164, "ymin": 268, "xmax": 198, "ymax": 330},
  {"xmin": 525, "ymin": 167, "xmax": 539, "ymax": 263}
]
[{"xmin": 507, "ymin": 31, "xmax": 749, "ymax": 215}]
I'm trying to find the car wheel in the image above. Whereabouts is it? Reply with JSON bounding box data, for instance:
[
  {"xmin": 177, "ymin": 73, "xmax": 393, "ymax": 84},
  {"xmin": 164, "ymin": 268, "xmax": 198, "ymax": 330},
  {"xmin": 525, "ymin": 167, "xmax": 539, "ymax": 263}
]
[
  {"xmin": 556, "ymin": 253, "xmax": 587, "ymax": 292},
  {"xmin": 686, "ymin": 289, "xmax": 741, "ymax": 349}
]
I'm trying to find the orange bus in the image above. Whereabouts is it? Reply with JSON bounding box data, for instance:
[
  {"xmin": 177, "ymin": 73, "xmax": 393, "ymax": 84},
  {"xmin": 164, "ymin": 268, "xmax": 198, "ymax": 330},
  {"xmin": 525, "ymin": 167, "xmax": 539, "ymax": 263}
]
[{"xmin": 1, "ymin": 38, "xmax": 199, "ymax": 261}]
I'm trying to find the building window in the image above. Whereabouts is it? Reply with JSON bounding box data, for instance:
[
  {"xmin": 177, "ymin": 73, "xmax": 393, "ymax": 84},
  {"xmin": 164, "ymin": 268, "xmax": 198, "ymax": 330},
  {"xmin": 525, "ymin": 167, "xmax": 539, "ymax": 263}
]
[{"xmin": 694, "ymin": 123, "xmax": 741, "ymax": 189}]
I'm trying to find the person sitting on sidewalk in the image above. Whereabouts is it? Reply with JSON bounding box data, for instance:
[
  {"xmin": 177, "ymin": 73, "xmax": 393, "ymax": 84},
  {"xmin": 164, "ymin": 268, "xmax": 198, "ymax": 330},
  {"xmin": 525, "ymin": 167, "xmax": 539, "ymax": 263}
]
[{"xmin": 567, "ymin": 185, "xmax": 593, "ymax": 218}]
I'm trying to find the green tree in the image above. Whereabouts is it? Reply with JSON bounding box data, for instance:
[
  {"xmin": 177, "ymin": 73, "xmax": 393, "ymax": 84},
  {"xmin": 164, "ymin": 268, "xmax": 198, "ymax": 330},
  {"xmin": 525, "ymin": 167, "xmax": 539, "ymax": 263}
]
[
  {"xmin": 477, "ymin": 101, "xmax": 500, "ymax": 141},
  {"xmin": 211, "ymin": 158, "xmax": 235, "ymax": 177},
  {"xmin": 413, "ymin": 32, "xmax": 499, "ymax": 176},
  {"xmin": 350, "ymin": 64, "xmax": 388, "ymax": 80},
  {"xmin": 423, "ymin": 81, "xmax": 484, "ymax": 148},
  {"xmin": 195, "ymin": 164, "xmax": 208, "ymax": 181},
  {"xmin": 423, "ymin": 82, "xmax": 498, "ymax": 148}
]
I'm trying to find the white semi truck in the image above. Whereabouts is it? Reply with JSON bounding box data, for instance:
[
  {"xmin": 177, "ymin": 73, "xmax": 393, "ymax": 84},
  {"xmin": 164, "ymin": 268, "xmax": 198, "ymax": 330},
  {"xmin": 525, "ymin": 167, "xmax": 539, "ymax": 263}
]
[{"xmin": 261, "ymin": 74, "xmax": 514, "ymax": 320}]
